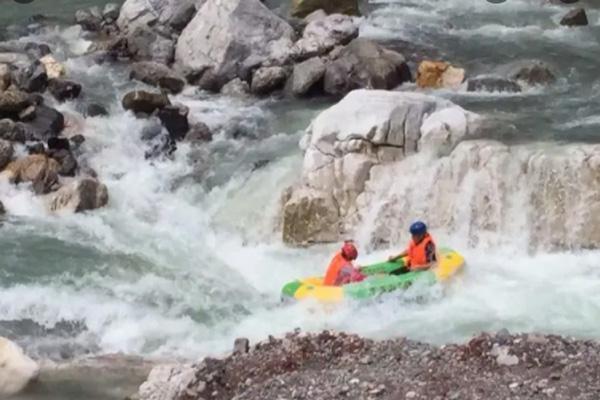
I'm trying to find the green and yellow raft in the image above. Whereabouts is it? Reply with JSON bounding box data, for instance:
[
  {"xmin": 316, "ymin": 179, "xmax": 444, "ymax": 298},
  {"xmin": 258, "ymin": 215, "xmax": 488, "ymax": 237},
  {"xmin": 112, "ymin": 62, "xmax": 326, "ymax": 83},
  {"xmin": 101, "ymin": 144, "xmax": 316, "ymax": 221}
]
[{"xmin": 281, "ymin": 248, "xmax": 465, "ymax": 302}]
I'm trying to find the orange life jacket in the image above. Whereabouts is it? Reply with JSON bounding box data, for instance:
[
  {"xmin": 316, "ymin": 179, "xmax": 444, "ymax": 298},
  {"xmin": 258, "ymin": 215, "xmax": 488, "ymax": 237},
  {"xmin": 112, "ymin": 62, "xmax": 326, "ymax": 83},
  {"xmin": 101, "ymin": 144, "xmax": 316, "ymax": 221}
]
[
  {"xmin": 407, "ymin": 233, "xmax": 435, "ymax": 270},
  {"xmin": 323, "ymin": 252, "xmax": 350, "ymax": 286}
]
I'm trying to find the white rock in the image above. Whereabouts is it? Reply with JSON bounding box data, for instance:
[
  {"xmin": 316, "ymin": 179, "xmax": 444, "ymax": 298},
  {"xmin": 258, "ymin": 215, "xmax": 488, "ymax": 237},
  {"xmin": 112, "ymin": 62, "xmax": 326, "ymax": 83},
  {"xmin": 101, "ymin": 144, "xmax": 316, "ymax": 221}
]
[
  {"xmin": 48, "ymin": 178, "xmax": 109, "ymax": 213},
  {"xmin": 175, "ymin": 0, "xmax": 295, "ymax": 82},
  {"xmin": 138, "ymin": 364, "xmax": 197, "ymax": 400},
  {"xmin": 117, "ymin": 0, "xmax": 201, "ymax": 34},
  {"xmin": 0, "ymin": 337, "xmax": 40, "ymax": 397},
  {"xmin": 283, "ymin": 89, "xmax": 477, "ymax": 244},
  {"xmin": 40, "ymin": 55, "xmax": 66, "ymax": 79},
  {"xmin": 293, "ymin": 13, "xmax": 359, "ymax": 60}
]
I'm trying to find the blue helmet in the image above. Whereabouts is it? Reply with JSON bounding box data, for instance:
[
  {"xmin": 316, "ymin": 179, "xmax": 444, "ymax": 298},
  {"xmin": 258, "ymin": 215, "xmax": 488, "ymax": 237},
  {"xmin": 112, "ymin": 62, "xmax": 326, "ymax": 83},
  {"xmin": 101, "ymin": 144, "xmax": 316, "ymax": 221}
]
[{"xmin": 409, "ymin": 221, "xmax": 427, "ymax": 236}]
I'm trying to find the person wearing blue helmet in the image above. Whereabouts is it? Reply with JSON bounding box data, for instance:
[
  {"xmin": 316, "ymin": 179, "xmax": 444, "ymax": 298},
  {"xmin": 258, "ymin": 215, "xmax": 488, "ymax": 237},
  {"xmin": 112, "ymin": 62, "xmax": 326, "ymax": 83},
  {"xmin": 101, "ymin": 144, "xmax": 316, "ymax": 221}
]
[{"xmin": 388, "ymin": 221, "xmax": 437, "ymax": 273}]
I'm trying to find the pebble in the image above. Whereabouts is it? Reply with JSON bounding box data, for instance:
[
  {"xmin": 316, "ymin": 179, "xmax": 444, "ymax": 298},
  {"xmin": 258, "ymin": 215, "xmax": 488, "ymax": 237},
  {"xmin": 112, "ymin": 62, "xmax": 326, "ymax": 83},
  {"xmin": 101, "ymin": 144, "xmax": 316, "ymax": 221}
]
[
  {"xmin": 349, "ymin": 378, "xmax": 360, "ymax": 385},
  {"xmin": 406, "ymin": 391, "xmax": 417, "ymax": 398},
  {"xmin": 509, "ymin": 382, "xmax": 520, "ymax": 390},
  {"xmin": 544, "ymin": 387, "xmax": 556, "ymax": 396}
]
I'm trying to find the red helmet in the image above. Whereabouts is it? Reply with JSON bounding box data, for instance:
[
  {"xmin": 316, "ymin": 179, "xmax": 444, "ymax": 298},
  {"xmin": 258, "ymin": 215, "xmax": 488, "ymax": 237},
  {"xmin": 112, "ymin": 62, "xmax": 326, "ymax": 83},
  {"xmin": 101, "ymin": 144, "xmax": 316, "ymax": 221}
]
[{"xmin": 341, "ymin": 242, "xmax": 358, "ymax": 261}]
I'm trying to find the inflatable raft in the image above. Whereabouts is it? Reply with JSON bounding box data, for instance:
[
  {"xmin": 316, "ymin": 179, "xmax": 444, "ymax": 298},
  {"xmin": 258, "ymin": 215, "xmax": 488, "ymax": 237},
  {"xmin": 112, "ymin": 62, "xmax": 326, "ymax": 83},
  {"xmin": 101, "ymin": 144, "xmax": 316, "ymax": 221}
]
[{"xmin": 281, "ymin": 248, "xmax": 465, "ymax": 302}]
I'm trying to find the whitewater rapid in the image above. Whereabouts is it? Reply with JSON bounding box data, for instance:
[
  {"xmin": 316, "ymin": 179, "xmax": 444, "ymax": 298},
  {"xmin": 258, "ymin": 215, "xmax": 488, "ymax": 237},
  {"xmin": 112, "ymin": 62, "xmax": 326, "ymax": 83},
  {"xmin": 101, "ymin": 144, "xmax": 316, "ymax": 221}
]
[{"xmin": 1, "ymin": 0, "xmax": 600, "ymax": 369}]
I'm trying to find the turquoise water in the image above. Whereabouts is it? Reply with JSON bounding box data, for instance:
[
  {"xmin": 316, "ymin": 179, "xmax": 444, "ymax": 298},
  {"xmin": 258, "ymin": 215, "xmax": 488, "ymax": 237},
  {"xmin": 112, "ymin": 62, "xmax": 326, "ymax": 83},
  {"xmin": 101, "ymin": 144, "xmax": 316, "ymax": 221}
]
[{"xmin": 2, "ymin": 0, "xmax": 600, "ymax": 398}]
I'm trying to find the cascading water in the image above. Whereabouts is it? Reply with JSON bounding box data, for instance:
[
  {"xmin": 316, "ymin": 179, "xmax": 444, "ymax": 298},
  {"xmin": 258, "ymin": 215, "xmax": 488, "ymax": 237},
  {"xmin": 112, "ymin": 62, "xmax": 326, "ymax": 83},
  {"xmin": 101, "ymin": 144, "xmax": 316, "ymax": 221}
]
[{"xmin": 1, "ymin": 0, "xmax": 600, "ymax": 398}]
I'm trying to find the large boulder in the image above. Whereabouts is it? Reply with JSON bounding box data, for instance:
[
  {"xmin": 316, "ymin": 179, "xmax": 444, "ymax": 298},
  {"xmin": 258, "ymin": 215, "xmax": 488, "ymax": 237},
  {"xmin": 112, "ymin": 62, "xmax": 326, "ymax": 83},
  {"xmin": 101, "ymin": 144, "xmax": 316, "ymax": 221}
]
[
  {"xmin": 117, "ymin": 0, "xmax": 200, "ymax": 34},
  {"xmin": 416, "ymin": 60, "xmax": 465, "ymax": 89},
  {"xmin": 282, "ymin": 186, "xmax": 341, "ymax": 245},
  {"xmin": 281, "ymin": 89, "xmax": 480, "ymax": 245},
  {"xmin": 291, "ymin": 0, "xmax": 359, "ymax": 18},
  {"xmin": 122, "ymin": 90, "xmax": 170, "ymax": 114},
  {"xmin": 0, "ymin": 337, "xmax": 40, "ymax": 397},
  {"xmin": 0, "ymin": 139, "xmax": 13, "ymax": 170},
  {"xmin": 288, "ymin": 57, "xmax": 326, "ymax": 96},
  {"xmin": 48, "ymin": 178, "xmax": 109, "ymax": 213},
  {"xmin": 292, "ymin": 13, "xmax": 359, "ymax": 61},
  {"xmin": 130, "ymin": 62, "xmax": 185, "ymax": 94},
  {"xmin": 2, "ymin": 154, "xmax": 60, "ymax": 194},
  {"xmin": 323, "ymin": 38, "xmax": 411, "ymax": 97},
  {"xmin": 175, "ymin": 0, "xmax": 296, "ymax": 85}
]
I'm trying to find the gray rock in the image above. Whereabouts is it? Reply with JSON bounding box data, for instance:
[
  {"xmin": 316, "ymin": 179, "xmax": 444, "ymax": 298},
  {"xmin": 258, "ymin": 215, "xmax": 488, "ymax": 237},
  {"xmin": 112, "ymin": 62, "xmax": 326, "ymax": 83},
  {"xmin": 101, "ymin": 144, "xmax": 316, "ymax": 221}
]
[
  {"xmin": 117, "ymin": 0, "xmax": 201, "ymax": 34},
  {"xmin": 323, "ymin": 38, "xmax": 411, "ymax": 96},
  {"xmin": 75, "ymin": 9, "xmax": 102, "ymax": 32},
  {"xmin": 233, "ymin": 338, "xmax": 250, "ymax": 355},
  {"xmin": 102, "ymin": 3, "xmax": 120, "ymax": 22},
  {"xmin": 293, "ymin": 13, "xmax": 359, "ymax": 60},
  {"xmin": 289, "ymin": 57, "xmax": 326, "ymax": 96},
  {"xmin": 27, "ymin": 142, "xmax": 45, "ymax": 155},
  {"xmin": 127, "ymin": 26, "xmax": 175, "ymax": 65},
  {"xmin": 221, "ymin": 78, "xmax": 250, "ymax": 97},
  {"xmin": 86, "ymin": 103, "xmax": 108, "ymax": 117},
  {"xmin": 157, "ymin": 104, "xmax": 189, "ymax": 141},
  {"xmin": 291, "ymin": 0, "xmax": 359, "ymax": 18},
  {"xmin": 15, "ymin": 61, "xmax": 47, "ymax": 93},
  {"xmin": 0, "ymin": 139, "xmax": 14, "ymax": 170},
  {"xmin": 122, "ymin": 90, "xmax": 170, "ymax": 114},
  {"xmin": 0, "ymin": 119, "xmax": 29, "ymax": 142},
  {"xmin": 24, "ymin": 105, "xmax": 64, "ymax": 140},
  {"xmin": 510, "ymin": 61, "xmax": 556, "ymax": 86},
  {"xmin": 0, "ymin": 64, "xmax": 11, "ymax": 91},
  {"xmin": 0, "ymin": 90, "xmax": 31, "ymax": 119},
  {"xmin": 175, "ymin": 0, "xmax": 295, "ymax": 84},
  {"xmin": 47, "ymin": 79, "xmax": 82, "ymax": 102},
  {"xmin": 48, "ymin": 149, "xmax": 77, "ymax": 176},
  {"xmin": 23, "ymin": 42, "xmax": 51, "ymax": 59},
  {"xmin": 48, "ymin": 178, "xmax": 109, "ymax": 213},
  {"xmin": 0, "ymin": 200, "xmax": 4, "ymax": 215},
  {"xmin": 185, "ymin": 122, "xmax": 212, "ymax": 143},
  {"xmin": 251, "ymin": 66, "xmax": 289, "ymax": 95},
  {"xmin": 467, "ymin": 76, "xmax": 522, "ymax": 93},
  {"xmin": 560, "ymin": 8, "xmax": 588, "ymax": 26},
  {"xmin": 130, "ymin": 62, "xmax": 185, "ymax": 94}
]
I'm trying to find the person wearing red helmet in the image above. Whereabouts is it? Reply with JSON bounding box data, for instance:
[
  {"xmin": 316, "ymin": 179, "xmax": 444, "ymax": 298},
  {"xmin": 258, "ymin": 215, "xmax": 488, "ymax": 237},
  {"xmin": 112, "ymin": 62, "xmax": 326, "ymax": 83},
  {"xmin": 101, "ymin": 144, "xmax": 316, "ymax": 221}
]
[{"xmin": 323, "ymin": 240, "xmax": 366, "ymax": 286}]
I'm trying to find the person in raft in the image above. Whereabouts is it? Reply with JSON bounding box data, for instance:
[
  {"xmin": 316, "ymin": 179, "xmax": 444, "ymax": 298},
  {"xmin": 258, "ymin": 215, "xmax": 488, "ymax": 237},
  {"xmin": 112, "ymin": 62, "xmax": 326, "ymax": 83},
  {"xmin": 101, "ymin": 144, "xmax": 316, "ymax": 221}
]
[
  {"xmin": 388, "ymin": 221, "xmax": 437, "ymax": 274},
  {"xmin": 323, "ymin": 240, "xmax": 366, "ymax": 286}
]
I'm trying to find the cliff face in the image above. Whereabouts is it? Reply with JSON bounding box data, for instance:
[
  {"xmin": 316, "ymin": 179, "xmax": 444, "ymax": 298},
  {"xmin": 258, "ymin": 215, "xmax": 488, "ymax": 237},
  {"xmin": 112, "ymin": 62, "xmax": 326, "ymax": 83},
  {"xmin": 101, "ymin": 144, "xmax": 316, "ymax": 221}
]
[{"xmin": 281, "ymin": 90, "xmax": 600, "ymax": 251}]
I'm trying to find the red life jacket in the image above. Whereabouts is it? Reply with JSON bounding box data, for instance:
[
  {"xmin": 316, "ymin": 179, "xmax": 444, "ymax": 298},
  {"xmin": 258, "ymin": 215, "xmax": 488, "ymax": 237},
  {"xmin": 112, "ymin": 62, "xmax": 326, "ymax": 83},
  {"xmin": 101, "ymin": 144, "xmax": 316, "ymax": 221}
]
[
  {"xmin": 323, "ymin": 252, "xmax": 350, "ymax": 286},
  {"xmin": 407, "ymin": 233, "xmax": 435, "ymax": 270}
]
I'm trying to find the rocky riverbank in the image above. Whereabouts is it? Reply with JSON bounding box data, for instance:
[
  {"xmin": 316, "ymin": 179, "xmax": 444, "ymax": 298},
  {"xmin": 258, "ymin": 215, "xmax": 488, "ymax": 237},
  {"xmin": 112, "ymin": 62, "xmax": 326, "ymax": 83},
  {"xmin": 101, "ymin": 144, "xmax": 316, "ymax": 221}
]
[{"xmin": 133, "ymin": 329, "xmax": 600, "ymax": 400}]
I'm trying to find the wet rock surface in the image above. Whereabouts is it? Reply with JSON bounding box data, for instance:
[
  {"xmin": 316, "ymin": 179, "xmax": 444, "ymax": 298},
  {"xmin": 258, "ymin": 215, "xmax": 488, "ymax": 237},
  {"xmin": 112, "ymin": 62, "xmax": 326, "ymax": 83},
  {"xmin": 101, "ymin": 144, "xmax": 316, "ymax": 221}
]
[{"xmin": 136, "ymin": 330, "xmax": 600, "ymax": 400}]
